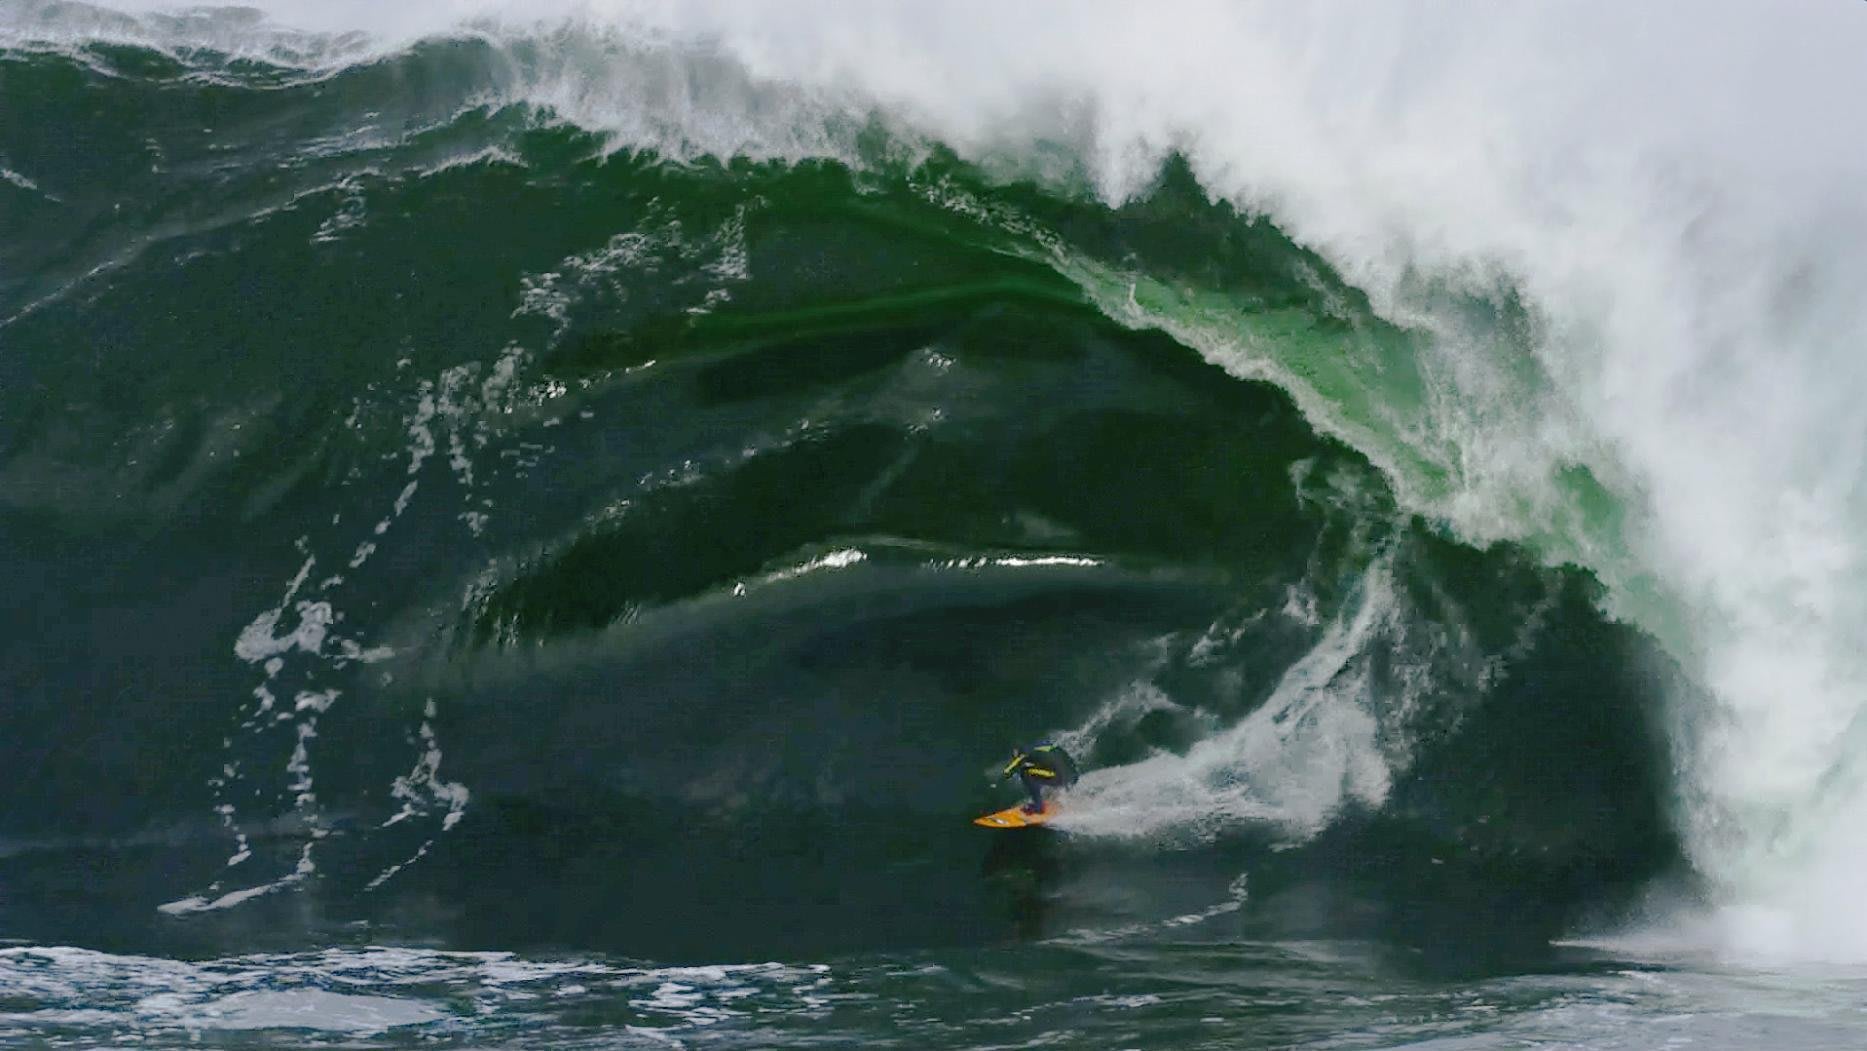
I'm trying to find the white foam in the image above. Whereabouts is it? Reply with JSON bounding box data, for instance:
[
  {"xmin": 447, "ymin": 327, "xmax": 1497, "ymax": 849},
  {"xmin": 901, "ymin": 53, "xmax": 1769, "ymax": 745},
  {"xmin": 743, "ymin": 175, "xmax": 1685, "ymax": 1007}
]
[
  {"xmin": 170, "ymin": 988, "xmax": 446, "ymax": 1032},
  {"xmin": 367, "ymin": 699, "xmax": 472, "ymax": 889},
  {"xmin": 931, "ymin": 554, "xmax": 1102, "ymax": 571},
  {"xmin": 1055, "ymin": 558, "xmax": 1407, "ymax": 844},
  {"xmin": 0, "ymin": 944, "xmax": 826, "ymax": 1040},
  {"xmin": 750, "ymin": 547, "xmax": 867, "ymax": 587},
  {"xmin": 0, "ymin": 166, "xmax": 43, "ymax": 195},
  {"xmin": 157, "ymin": 881, "xmax": 285, "ymax": 916}
]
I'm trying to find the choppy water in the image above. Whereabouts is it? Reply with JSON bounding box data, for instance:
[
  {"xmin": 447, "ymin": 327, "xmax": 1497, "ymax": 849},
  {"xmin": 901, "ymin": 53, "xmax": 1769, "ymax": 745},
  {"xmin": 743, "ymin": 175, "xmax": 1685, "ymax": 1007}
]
[
  {"xmin": 11, "ymin": 941, "xmax": 1867, "ymax": 1049},
  {"xmin": 5, "ymin": 1, "xmax": 1867, "ymax": 1046}
]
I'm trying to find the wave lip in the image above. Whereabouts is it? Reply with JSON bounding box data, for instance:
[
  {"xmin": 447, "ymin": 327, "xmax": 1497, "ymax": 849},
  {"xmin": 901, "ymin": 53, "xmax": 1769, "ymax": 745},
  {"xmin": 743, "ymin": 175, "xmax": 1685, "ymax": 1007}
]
[{"xmin": 0, "ymin": 0, "xmax": 388, "ymax": 71}]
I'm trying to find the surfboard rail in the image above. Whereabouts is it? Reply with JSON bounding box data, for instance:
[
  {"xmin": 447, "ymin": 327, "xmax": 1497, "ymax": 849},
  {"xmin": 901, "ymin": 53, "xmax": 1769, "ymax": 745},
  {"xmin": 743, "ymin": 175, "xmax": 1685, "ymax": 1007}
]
[{"xmin": 972, "ymin": 801, "xmax": 1058, "ymax": 828}]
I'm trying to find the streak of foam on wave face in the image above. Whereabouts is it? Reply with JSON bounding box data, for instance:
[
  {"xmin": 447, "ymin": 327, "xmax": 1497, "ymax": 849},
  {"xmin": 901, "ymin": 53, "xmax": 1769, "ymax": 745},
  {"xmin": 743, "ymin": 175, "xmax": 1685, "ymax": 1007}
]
[
  {"xmin": 28, "ymin": 0, "xmax": 1867, "ymax": 962},
  {"xmin": 1053, "ymin": 558, "xmax": 1409, "ymax": 845}
]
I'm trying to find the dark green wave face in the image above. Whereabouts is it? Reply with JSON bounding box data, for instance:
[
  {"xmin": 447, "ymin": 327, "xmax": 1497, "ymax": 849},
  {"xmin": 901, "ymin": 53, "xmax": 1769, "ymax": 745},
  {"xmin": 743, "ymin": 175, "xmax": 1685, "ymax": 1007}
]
[{"xmin": 0, "ymin": 15, "xmax": 1713, "ymax": 1046}]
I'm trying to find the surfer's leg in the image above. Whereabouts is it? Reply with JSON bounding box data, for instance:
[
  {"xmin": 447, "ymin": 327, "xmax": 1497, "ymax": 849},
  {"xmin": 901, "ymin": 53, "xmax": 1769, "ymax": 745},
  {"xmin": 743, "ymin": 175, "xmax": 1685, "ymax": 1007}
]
[{"xmin": 1019, "ymin": 771, "xmax": 1045, "ymax": 813}]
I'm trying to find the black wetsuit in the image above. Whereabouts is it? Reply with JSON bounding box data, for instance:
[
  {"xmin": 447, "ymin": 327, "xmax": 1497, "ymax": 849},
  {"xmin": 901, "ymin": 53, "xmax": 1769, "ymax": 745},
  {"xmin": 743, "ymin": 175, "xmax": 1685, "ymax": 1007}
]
[{"xmin": 1004, "ymin": 742, "xmax": 1079, "ymax": 812}]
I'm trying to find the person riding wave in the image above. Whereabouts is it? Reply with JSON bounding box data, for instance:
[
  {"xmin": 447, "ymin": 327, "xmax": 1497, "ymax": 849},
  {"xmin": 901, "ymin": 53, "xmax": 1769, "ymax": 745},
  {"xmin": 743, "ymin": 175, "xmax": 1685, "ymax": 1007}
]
[{"xmin": 1000, "ymin": 741, "xmax": 1079, "ymax": 814}]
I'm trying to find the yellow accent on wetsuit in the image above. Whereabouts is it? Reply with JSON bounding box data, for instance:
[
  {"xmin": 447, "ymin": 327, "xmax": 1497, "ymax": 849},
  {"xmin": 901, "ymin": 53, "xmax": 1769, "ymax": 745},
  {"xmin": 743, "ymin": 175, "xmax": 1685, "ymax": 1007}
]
[{"xmin": 1005, "ymin": 753, "xmax": 1061, "ymax": 778}]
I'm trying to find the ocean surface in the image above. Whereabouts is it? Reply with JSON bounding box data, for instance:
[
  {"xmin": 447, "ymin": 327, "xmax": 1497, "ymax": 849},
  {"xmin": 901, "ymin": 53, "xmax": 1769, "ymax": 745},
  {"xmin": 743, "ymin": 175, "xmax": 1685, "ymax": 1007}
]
[{"xmin": 6, "ymin": 2, "xmax": 1867, "ymax": 1046}]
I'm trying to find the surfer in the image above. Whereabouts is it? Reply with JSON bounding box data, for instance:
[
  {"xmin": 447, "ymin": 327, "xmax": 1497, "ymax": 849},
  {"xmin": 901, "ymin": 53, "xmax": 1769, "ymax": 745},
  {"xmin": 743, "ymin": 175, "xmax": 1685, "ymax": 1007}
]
[{"xmin": 1001, "ymin": 741, "xmax": 1079, "ymax": 814}]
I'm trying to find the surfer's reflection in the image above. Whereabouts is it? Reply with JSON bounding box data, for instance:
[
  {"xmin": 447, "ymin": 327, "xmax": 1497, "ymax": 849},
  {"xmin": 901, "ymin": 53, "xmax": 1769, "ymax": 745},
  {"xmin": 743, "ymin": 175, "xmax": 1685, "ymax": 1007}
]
[{"xmin": 980, "ymin": 832, "xmax": 1063, "ymax": 939}]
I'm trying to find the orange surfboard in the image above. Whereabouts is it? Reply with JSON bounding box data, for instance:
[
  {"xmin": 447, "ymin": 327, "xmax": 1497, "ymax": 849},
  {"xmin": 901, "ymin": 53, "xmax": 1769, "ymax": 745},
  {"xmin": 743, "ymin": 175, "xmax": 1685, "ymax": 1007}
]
[{"xmin": 972, "ymin": 801, "xmax": 1059, "ymax": 829}]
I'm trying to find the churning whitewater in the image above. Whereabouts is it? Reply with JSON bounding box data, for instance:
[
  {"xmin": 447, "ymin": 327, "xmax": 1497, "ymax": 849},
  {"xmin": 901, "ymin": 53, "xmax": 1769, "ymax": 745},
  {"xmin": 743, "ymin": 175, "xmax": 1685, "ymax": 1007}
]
[{"xmin": 4, "ymin": 0, "xmax": 1867, "ymax": 1047}]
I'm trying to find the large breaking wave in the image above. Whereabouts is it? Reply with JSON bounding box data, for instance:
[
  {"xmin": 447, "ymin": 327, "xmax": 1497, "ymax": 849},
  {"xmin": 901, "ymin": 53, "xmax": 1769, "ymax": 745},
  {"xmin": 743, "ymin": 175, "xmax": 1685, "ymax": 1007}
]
[{"xmin": 7, "ymin": 0, "xmax": 1867, "ymax": 964}]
